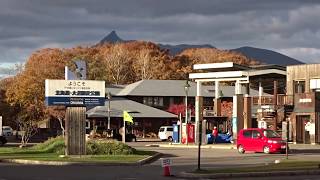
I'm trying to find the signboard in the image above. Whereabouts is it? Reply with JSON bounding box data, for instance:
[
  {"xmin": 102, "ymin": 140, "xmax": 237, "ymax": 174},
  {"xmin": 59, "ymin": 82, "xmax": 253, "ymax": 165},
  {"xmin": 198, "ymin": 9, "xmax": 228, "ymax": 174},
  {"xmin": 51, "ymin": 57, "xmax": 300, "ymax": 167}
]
[
  {"xmin": 310, "ymin": 79, "xmax": 320, "ymax": 89},
  {"xmin": 160, "ymin": 158, "xmax": 172, "ymax": 167},
  {"xmin": 258, "ymin": 120, "xmax": 267, "ymax": 129},
  {"xmin": 45, "ymin": 79, "xmax": 105, "ymax": 106},
  {"xmin": 305, "ymin": 122, "xmax": 315, "ymax": 135}
]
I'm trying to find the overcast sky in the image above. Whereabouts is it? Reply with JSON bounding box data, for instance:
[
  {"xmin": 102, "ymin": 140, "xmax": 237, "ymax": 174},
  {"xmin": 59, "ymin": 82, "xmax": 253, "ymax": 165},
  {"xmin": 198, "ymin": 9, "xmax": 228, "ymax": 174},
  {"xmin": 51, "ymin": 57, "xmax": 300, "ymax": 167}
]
[{"xmin": 1, "ymin": 0, "xmax": 320, "ymax": 75}]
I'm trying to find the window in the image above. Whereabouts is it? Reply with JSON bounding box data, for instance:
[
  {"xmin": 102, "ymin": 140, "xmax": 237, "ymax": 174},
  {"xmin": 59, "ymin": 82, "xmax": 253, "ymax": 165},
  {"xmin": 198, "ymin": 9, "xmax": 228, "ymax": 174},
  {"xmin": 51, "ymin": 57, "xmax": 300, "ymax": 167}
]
[
  {"xmin": 243, "ymin": 130, "xmax": 252, "ymax": 138},
  {"xmin": 154, "ymin": 97, "xmax": 164, "ymax": 106},
  {"xmin": 148, "ymin": 97, "xmax": 153, "ymax": 105},
  {"xmin": 294, "ymin": 81, "xmax": 305, "ymax": 93},
  {"xmin": 142, "ymin": 97, "xmax": 164, "ymax": 107},
  {"xmin": 263, "ymin": 130, "xmax": 280, "ymax": 138},
  {"xmin": 252, "ymin": 130, "xmax": 261, "ymax": 139},
  {"xmin": 167, "ymin": 127, "xmax": 173, "ymax": 131}
]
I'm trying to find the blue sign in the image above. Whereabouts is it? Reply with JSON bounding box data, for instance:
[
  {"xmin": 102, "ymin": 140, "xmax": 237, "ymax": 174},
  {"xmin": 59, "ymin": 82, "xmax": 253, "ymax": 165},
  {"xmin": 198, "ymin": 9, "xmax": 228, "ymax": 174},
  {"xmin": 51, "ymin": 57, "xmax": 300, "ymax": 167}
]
[{"xmin": 45, "ymin": 97, "xmax": 105, "ymax": 106}]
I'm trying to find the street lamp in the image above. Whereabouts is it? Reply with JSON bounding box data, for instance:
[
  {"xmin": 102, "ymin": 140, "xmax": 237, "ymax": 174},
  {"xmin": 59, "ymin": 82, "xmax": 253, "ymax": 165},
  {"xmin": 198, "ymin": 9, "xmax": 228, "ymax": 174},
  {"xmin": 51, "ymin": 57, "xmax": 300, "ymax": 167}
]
[{"xmin": 106, "ymin": 91, "xmax": 112, "ymax": 130}]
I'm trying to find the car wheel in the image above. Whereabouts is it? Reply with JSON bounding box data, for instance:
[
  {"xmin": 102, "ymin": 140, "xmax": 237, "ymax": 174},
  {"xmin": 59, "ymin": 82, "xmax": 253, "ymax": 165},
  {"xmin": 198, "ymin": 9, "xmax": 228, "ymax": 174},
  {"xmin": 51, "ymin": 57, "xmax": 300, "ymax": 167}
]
[
  {"xmin": 238, "ymin": 145, "xmax": 245, "ymax": 154},
  {"xmin": 168, "ymin": 136, "xmax": 173, "ymax": 142},
  {"xmin": 263, "ymin": 146, "xmax": 270, "ymax": 154}
]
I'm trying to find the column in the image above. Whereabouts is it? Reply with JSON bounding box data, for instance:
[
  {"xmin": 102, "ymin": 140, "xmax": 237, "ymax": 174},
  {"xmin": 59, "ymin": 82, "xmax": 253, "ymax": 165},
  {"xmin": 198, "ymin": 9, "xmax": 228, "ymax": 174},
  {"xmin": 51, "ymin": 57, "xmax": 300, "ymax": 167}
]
[
  {"xmin": 214, "ymin": 80, "xmax": 221, "ymax": 116},
  {"xmin": 243, "ymin": 96, "xmax": 252, "ymax": 129},
  {"xmin": 259, "ymin": 82, "xmax": 263, "ymax": 105},
  {"xmin": 273, "ymin": 80, "xmax": 278, "ymax": 131},
  {"xmin": 195, "ymin": 81, "xmax": 203, "ymax": 144}
]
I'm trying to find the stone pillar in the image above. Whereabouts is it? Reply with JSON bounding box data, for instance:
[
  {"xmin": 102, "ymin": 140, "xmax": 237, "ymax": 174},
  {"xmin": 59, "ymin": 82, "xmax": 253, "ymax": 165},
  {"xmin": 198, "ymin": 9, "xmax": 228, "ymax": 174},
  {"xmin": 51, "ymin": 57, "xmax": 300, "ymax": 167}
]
[
  {"xmin": 195, "ymin": 81, "xmax": 203, "ymax": 144},
  {"xmin": 232, "ymin": 94, "xmax": 244, "ymax": 143},
  {"xmin": 272, "ymin": 80, "xmax": 278, "ymax": 131},
  {"xmin": 259, "ymin": 82, "xmax": 263, "ymax": 105},
  {"xmin": 65, "ymin": 107, "xmax": 86, "ymax": 155},
  {"xmin": 214, "ymin": 81, "xmax": 220, "ymax": 116},
  {"xmin": 243, "ymin": 96, "xmax": 252, "ymax": 129},
  {"xmin": 235, "ymin": 80, "xmax": 242, "ymax": 94},
  {"xmin": 245, "ymin": 83, "xmax": 250, "ymax": 96}
]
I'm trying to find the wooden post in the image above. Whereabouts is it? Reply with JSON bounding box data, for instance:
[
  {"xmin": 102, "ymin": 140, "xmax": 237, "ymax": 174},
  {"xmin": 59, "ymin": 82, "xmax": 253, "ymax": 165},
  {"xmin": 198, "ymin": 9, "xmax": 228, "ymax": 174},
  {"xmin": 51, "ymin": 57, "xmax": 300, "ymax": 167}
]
[{"xmin": 65, "ymin": 107, "xmax": 86, "ymax": 155}]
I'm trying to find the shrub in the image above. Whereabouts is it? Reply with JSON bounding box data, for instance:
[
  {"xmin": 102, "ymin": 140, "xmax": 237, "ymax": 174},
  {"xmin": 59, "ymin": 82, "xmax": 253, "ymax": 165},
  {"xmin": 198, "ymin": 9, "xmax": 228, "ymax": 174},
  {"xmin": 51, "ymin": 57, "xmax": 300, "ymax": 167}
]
[
  {"xmin": 33, "ymin": 137, "xmax": 136, "ymax": 155},
  {"xmin": 86, "ymin": 140, "xmax": 136, "ymax": 155},
  {"xmin": 32, "ymin": 136, "xmax": 65, "ymax": 154}
]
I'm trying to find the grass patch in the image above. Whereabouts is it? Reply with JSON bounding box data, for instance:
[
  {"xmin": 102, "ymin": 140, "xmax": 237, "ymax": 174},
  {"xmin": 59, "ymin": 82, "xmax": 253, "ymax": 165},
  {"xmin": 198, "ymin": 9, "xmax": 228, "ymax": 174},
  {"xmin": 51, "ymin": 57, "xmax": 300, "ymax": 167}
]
[
  {"xmin": 0, "ymin": 137, "xmax": 156, "ymax": 163},
  {"xmin": 194, "ymin": 160, "xmax": 320, "ymax": 174}
]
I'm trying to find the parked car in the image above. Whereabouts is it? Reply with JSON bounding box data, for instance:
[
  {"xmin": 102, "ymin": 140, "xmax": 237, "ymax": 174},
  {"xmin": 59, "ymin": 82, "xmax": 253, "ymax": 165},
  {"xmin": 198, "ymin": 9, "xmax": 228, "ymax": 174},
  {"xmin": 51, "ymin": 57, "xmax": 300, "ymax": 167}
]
[
  {"xmin": 0, "ymin": 136, "xmax": 7, "ymax": 146},
  {"xmin": 2, "ymin": 126, "xmax": 13, "ymax": 137},
  {"xmin": 158, "ymin": 126, "xmax": 173, "ymax": 141},
  {"xmin": 237, "ymin": 128, "xmax": 287, "ymax": 154}
]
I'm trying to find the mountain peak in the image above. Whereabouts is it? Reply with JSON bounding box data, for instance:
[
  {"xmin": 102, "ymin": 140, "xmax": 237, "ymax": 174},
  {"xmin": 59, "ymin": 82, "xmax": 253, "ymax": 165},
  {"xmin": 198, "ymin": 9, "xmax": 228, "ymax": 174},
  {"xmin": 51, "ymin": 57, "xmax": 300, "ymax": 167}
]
[
  {"xmin": 99, "ymin": 30, "xmax": 123, "ymax": 44},
  {"xmin": 232, "ymin": 46, "xmax": 304, "ymax": 65}
]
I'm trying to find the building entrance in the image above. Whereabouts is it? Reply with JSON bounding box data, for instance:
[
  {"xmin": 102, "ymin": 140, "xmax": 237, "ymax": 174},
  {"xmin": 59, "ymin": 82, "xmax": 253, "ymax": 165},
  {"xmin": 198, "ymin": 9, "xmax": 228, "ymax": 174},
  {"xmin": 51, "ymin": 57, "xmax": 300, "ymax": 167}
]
[{"xmin": 296, "ymin": 115, "xmax": 311, "ymax": 144}]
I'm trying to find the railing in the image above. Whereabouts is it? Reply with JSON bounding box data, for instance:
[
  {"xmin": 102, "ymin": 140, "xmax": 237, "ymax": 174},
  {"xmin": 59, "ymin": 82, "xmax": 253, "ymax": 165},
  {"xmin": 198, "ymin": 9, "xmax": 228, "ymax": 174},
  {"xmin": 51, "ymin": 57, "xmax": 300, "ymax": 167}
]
[
  {"xmin": 252, "ymin": 95, "xmax": 294, "ymax": 106},
  {"xmin": 277, "ymin": 94, "xmax": 294, "ymax": 106},
  {"xmin": 252, "ymin": 96, "xmax": 274, "ymax": 105}
]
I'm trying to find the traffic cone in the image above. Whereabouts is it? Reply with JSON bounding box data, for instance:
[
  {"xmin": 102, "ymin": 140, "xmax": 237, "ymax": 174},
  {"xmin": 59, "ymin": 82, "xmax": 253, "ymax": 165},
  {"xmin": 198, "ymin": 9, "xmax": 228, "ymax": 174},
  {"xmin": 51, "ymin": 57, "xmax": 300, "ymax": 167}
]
[{"xmin": 163, "ymin": 166, "xmax": 171, "ymax": 176}]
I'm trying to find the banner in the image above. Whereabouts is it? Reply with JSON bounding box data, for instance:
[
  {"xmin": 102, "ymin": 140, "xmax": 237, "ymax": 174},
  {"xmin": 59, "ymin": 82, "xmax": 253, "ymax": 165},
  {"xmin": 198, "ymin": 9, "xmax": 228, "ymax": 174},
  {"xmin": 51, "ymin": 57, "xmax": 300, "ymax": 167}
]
[{"xmin": 123, "ymin": 111, "xmax": 133, "ymax": 123}]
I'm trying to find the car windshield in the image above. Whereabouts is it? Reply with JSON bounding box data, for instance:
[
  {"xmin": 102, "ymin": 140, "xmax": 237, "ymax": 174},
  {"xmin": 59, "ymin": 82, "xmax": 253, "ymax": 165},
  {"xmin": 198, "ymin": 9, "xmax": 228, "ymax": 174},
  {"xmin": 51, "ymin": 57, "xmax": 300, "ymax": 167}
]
[
  {"xmin": 263, "ymin": 130, "xmax": 280, "ymax": 138},
  {"xmin": 159, "ymin": 128, "xmax": 165, "ymax": 132}
]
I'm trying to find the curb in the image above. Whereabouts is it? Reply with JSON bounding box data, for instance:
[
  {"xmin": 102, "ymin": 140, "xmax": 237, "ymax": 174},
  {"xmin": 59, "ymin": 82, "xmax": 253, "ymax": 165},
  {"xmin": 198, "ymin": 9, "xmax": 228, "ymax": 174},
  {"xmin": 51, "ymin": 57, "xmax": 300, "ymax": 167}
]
[
  {"xmin": 137, "ymin": 152, "xmax": 162, "ymax": 165},
  {"xmin": 0, "ymin": 152, "xmax": 162, "ymax": 166},
  {"xmin": 178, "ymin": 169, "xmax": 320, "ymax": 179}
]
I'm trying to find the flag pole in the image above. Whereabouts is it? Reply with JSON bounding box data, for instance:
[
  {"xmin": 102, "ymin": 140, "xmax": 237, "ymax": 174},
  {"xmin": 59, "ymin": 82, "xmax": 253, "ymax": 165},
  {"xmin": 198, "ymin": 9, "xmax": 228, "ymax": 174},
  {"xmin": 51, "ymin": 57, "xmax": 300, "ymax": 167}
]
[{"xmin": 123, "ymin": 118, "xmax": 126, "ymax": 144}]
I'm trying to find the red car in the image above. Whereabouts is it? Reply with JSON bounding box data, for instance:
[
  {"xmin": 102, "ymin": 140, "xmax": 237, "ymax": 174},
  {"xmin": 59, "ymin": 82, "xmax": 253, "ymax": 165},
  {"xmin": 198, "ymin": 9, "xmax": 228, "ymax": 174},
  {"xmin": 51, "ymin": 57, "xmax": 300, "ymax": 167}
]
[{"xmin": 237, "ymin": 128, "xmax": 287, "ymax": 154}]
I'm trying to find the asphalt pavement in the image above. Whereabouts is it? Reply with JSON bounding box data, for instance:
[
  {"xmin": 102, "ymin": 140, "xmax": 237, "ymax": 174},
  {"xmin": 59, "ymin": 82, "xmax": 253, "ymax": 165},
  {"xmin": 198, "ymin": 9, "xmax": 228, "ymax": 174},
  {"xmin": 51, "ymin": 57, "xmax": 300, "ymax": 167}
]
[{"xmin": 2, "ymin": 138, "xmax": 320, "ymax": 179}]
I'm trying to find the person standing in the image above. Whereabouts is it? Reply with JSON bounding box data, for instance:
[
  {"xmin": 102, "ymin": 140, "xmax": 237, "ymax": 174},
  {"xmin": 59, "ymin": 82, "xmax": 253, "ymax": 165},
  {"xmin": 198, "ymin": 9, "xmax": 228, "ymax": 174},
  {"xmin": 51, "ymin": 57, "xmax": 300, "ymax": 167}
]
[{"xmin": 212, "ymin": 126, "xmax": 218, "ymax": 144}]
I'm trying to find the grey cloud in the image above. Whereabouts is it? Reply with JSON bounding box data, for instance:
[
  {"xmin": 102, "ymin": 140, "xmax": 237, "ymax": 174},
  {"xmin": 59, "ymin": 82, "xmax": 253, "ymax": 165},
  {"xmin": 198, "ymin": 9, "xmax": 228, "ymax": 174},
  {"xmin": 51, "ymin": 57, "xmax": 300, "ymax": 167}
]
[{"xmin": 1, "ymin": 0, "xmax": 320, "ymax": 67}]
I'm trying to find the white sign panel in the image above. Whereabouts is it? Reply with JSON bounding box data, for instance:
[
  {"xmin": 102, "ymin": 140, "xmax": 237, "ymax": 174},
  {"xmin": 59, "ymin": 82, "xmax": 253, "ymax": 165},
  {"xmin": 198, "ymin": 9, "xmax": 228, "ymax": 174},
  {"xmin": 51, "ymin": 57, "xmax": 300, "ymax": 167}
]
[
  {"xmin": 45, "ymin": 79, "xmax": 105, "ymax": 106},
  {"xmin": 258, "ymin": 120, "xmax": 267, "ymax": 129},
  {"xmin": 310, "ymin": 79, "xmax": 320, "ymax": 89}
]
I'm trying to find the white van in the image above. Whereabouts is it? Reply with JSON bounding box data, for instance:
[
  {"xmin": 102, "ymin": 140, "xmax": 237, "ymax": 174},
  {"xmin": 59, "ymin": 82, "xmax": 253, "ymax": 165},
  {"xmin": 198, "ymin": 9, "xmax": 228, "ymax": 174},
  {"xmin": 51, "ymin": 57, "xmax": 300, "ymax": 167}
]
[
  {"xmin": 2, "ymin": 126, "xmax": 13, "ymax": 137},
  {"xmin": 158, "ymin": 126, "xmax": 173, "ymax": 141}
]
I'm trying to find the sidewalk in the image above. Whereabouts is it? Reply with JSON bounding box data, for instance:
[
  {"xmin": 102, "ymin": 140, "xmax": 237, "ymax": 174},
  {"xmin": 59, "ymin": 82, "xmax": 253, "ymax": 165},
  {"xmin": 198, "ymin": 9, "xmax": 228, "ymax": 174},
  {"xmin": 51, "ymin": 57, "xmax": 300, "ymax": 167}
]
[
  {"xmin": 178, "ymin": 169, "xmax": 320, "ymax": 179},
  {"xmin": 148, "ymin": 142, "xmax": 320, "ymax": 151},
  {"xmin": 147, "ymin": 143, "xmax": 235, "ymax": 149}
]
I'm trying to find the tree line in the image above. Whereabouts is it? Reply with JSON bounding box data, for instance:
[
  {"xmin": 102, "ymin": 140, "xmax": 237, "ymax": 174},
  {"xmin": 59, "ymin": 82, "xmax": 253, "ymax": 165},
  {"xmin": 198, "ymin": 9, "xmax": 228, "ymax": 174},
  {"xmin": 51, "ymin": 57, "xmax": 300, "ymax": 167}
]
[{"xmin": 0, "ymin": 40, "xmax": 260, "ymax": 145}]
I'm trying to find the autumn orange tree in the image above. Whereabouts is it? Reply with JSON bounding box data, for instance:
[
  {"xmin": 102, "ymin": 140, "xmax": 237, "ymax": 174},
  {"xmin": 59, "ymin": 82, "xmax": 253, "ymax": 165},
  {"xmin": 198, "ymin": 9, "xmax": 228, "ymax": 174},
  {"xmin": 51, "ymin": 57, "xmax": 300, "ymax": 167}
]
[
  {"xmin": 5, "ymin": 48, "xmax": 67, "ymax": 146},
  {"xmin": 0, "ymin": 77, "xmax": 19, "ymax": 129}
]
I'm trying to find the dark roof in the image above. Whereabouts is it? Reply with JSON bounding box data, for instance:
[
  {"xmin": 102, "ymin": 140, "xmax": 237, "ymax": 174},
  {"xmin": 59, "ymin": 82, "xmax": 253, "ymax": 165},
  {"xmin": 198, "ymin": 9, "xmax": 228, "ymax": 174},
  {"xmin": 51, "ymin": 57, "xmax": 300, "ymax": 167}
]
[{"xmin": 86, "ymin": 97, "xmax": 177, "ymax": 118}]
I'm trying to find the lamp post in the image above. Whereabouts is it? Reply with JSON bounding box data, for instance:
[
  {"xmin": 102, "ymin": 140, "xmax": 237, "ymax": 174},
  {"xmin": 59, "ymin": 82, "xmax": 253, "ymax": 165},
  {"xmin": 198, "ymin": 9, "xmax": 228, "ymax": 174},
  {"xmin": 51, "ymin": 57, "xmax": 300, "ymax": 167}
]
[
  {"xmin": 107, "ymin": 91, "xmax": 111, "ymax": 130},
  {"xmin": 184, "ymin": 80, "xmax": 190, "ymax": 144}
]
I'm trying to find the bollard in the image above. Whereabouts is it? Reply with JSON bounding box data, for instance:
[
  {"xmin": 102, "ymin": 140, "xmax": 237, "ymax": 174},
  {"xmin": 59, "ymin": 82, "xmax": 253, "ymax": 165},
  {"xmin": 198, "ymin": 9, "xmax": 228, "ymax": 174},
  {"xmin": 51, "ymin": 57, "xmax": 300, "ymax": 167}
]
[
  {"xmin": 160, "ymin": 158, "xmax": 172, "ymax": 176},
  {"xmin": 163, "ymin": 166, "xmax": 171, "ymax": 176}
]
